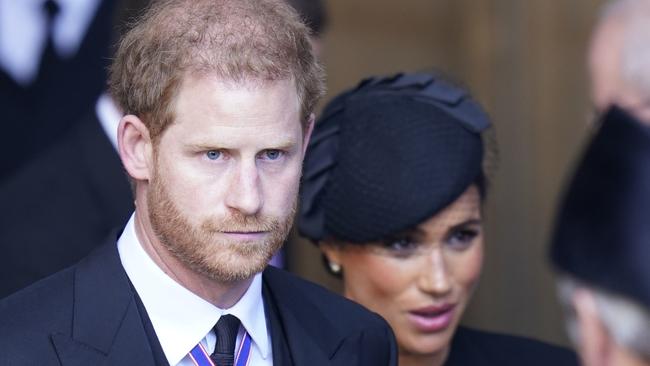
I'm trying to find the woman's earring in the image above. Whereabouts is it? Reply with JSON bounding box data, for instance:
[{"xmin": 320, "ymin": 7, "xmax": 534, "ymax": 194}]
[{"xmin": 328, "ymin": 262, "xmax": 341, "ymax": 274}]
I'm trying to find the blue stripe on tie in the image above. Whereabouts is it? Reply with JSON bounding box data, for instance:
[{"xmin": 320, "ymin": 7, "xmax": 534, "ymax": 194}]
[
  {"xmin": 189, "ymin": 331, "xmax": 252, "ymax": 366},
  {"xmin": 235, "ymin": 333, "xmax": 252, "ymax": 366},
  {"xmin": 189, "ymin": 343, "xmax": 215, "ymax": 366}
]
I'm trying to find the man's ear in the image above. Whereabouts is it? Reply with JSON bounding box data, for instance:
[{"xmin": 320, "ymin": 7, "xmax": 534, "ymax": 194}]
[
  {"xmin": 573, "ymin": 288, "xmax": 612, "ymax": 366},
  {"xmin": 301, "ymin": 113, "xmax": 316, "ymax": 156},
  {"xmin": 118, "ymin": 115, "xmax": 154, "ymax": 181}
]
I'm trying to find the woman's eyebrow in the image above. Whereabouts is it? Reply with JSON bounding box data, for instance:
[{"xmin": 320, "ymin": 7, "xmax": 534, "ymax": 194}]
[
  {"xmin": 448, "ymin": 218, "xmax": 482, "ymax": 232},
  {"xmin": 395, "ymin": 217, "xmax": 482, "ymax": 240}
]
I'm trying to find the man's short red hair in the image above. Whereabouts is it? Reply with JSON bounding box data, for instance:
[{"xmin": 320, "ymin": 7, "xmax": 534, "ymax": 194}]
[{"xmin": 109, "ymin": 0, "xmax": 325, "ymax": 142}]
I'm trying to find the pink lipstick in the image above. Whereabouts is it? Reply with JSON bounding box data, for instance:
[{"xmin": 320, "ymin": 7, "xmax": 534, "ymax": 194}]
[{"xmin": 407, "ymin": 304, "xmax": 455, "ymax": 332}]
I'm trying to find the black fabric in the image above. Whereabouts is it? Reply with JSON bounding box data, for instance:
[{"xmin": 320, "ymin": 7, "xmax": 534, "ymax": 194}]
[
  {"xmin": 0, "ymin": 235, "xmax": 156, "ymax": 366},
  {"xmin": 0, "ymin": 237, "xmax": 398, "ymax": 366},
  {"xmin": 38, "ymin": 0, "xmax": 62, "ymax": 83},
  {"xmin": 551, "ymin": 106, "xmax": 650, "ymax": 308},
  {"xmin": 263, "ymin": 279, "xmax": 294, "ymax": 365},
  {"xmin": 298, "ymin": 72, "xmax": 488, "ymax": 243},
  {"xmin": 43, "ymin": 0, "xmax": 61, "ymax": 33},
  {"xmin": 0, "ymin": 111, "xmax": 133, "ymax": 299},
  {"xmin": 262, "ymin": 266, "xmax": 399, "ymax": 365},
  {"xmin": 131, "ymin": 282, "xmax": 170, "ymax": 366},
  {"xmin": 0, "ymin": 0, "xmax": 116, "ymax": 181},
  {"xmin": 44, "ymin": 0, "xmax": 60, "ymax": 15},
  {"xmin": 211, "ymin": 315, "xmax": 240, "ymax": 366},
  {"xmin": 445, "ymin": 327, "xmax": 578, "ymax": 365}
]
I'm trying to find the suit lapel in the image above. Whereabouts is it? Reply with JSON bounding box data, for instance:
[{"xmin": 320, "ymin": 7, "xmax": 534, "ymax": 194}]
[
  {"xmin": 263, "ymin": 282, "xmax": 293, "ymax": 366},
  {"xmin": 262, "ymin": 267, "xmax": 345, "ymax": 366},
  {"xmin": 51, "ymin": 238, "xmax": 156, "ymax": 366}
]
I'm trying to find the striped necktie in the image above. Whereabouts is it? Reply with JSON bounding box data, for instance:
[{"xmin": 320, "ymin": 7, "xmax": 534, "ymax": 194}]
[{"xmin": 210, "ymin": 314, "xmax": 240, "ymax": 366}]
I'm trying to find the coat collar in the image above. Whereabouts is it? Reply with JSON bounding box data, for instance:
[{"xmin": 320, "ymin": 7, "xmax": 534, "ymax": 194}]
[
  {"xmin": 51, "ymin": 237, "xmax": 156, "ymax": 366},
  {"xmin": 262, "ymin": 266, "xmax": 347, "ymax": 364}
]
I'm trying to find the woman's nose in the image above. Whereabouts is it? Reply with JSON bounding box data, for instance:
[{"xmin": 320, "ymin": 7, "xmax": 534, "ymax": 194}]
[{"xmin": 418, "ymin": 248, "xmax": 452, "ymax": 296}]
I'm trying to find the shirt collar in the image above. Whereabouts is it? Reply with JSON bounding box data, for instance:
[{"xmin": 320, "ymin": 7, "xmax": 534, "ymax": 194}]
[
  {"xmin": 55, "ymin": 0, "xmax": 101, "ymax": 57},
  {"xmin": 117, "ymin": 214, "xmax": 270, "ymax": 365},
  {"xmin": 222, "ymin": 273, "xmax": 270, "ymax": 360},
  {"xmin": 95, "ymin": 93, "xmax": 121, "ymax": 150}
]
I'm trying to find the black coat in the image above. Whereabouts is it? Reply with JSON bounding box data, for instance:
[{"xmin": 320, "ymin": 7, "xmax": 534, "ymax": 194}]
[
  {"xmin": 0, "ymin": 237, "xmax": 398, "ymax": 366},
  {"xmin": 445, "ymin": 326, "xmax": 579, "ymax": 365},
  {"xmin": 0, "ymin": 112, "xmax": 133, "ymax": 299}
]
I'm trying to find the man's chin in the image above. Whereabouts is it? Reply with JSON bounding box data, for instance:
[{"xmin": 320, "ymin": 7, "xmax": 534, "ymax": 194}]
[
  {"xmin": 188, "ymin": 247, "xmax": 278, "ymax": 282},
  {"xmin": 198, "ymin": 259, "xmax": 270, "ymax": 283}
]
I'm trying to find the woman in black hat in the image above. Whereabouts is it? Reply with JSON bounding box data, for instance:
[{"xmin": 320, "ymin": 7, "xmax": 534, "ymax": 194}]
[{"xmin": 298, "ymin": 73, "xmax": 578, "ymax": 366}]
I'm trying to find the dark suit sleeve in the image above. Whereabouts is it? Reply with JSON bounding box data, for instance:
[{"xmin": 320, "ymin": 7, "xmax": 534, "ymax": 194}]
[
  {"xmin": 359, "ymin": 321, "xmax": 398, "ymax": 366},
  {"xmin": 446, "ymin": 327, "xmax": 579, "ymax": 366},
  {"xmin": 330, "ymin": 315, "xmax": 398, "ymax": 366}
]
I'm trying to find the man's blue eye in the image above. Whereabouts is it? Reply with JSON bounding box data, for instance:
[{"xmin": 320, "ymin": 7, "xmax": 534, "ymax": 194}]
[
  {"xmin": 265, "ymin": 150, "xmax": 281, "ymax": 160},
  {"xmin": 206, "ymin": 150, "xmax": 221, "ymax": 160}
]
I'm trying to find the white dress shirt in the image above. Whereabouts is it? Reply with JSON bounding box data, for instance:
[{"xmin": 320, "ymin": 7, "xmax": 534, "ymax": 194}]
[
  {"xmin": 95, "ymin": 92, "xmax": 121, "ymax": 150},
  {"xmin": 118, "ymin": 214, "xmax": 273, "ymax": 366},
  {"xmin": 0, "ymin": 0, "xmax": 100, "ymax": 85}
]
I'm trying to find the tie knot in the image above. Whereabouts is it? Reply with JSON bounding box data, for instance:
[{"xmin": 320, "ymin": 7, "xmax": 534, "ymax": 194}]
[
  {"xmin": 43, "ymin": 0, "xmax": 60, "ymax": 21},
  {"xmin": 214, "ymin": 314, "xmax": 241, "ymax": 355}
]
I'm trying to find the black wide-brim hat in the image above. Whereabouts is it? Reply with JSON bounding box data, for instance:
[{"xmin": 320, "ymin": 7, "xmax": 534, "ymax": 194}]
[
  {"xmin": 299, "ymin": 73, "xmax": 490, "ymax": 243},
  {"xmin": 551, "ymin": 106, "xmax": 650, "ymax": 308}
]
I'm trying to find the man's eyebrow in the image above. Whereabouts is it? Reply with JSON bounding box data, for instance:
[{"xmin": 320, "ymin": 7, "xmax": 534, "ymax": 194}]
[
  {"xmin": 185, "ymin": 138, "xmax": 300, "ymax": 151},
  {"xmin": 270, "ymin": 138, "xmax": 300, "ymax": 150},
  {"xmin": 186, "ymin": 143, "xmax": 221, "ymax": 151}
]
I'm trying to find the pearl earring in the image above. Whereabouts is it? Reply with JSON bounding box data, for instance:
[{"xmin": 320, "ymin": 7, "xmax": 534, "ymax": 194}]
[{"xmin": 328, "ymin": 262, "xmax": 341, "ymax": 274}]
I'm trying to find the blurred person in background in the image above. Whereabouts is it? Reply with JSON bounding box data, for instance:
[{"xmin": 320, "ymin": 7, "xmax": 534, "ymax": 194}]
[
  {"xmin": 0, "ymin": 0, "xmax": 150, "ymax": 299},
  {"xmin": 0, "ymin": 0, "xmax": 119, "ymax": 181},
  {"xmin": 589, "ymin": 0, "xmax": 650, "ymax": 124},
  {"xmin": 551, "ymin": 107, "xmax": 650, "ymax": 366},
  {"xmin": 298, "ymin": 72, "xmax": 578, "ymax": 366},
  {"xmin": 550, "ymin": 2, "xmax": 650, "ymax": 364}
]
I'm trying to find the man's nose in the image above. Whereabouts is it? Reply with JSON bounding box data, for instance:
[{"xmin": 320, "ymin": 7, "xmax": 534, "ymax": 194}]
[{"xmin": 224, "ymin": 161, "xmax": 263, "ymax": 216}]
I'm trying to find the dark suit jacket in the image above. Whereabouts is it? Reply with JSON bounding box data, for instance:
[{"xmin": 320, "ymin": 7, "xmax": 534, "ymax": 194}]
[
  {"xmin": 0, "ymin": 237, "xmax": 398, "ymax": 366},
  {"xmin": 0, "ymin": 112, "xmax": 133, "ymax": 299},
  {"xmin": 445, "ymin": 326, "xmax": 579, "ymax": 365}
]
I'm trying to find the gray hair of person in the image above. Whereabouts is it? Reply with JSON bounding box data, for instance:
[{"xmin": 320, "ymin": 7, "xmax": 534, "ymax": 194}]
[
  {"xmin": 556, "ymin": 274, "xmax": 650, "ymax": 361},
  {"xmin": 599, "ymin": 0, "xmax": 650, "ymax": 98}
]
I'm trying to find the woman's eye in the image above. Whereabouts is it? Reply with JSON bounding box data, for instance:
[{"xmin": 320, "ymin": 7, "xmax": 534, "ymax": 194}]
[
  {"xmin": 447, "ymin": 228, "xmax": 479, "ymax": 249},
  {"xmin": 263, "ymin": 149, "xmax": 283, "ymax": 160},
  {"xmin": 381, "ymin": 236, "xmax": 419, "ymax": 257},
  {"xmin": 206, "ymin": 150, "xmax": 221, "ymax": 160}
]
